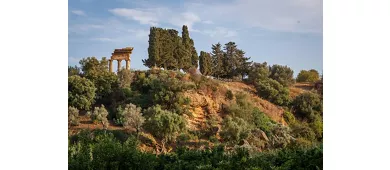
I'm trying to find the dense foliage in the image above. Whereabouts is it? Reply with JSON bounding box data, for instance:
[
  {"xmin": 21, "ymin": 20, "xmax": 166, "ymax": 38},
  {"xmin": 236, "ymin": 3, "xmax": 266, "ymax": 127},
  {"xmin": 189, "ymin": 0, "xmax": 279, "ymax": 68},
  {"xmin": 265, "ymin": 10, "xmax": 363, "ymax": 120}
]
[
  {"xmin": 269, "ymin": 65, "xmax": 295, "ymax": 87},
  {"xmin": 143, "ymin": 105, "xmax": 186, "ymax": 143},
  {"xmin": 292, "ymin": 92, "xmax": 323, "ymax": 121},
  {"xmin": 69, "ymin": 130, "xmax": 323, "ymax": 170},
  {"xmin": 68, "ymin": 24, "xmax": 323, "ymax": 169},
  {"xmin": 296, "ymin": 69, "xmax": 320, "ymax": 83},
  {"xmin": 88, "ymin": 105, "xmax": 109, "ymax": 129},
  {"xmin": 199, "ymin": 51, "xmax": 213, "ymax": 76},
  {"xmin": 255, "ymin": 78, "xmax": 290, "ymax": 106},
  {"xmin": 115, "ymin": 103, "xmax": 145, "ymax": 134},
  {"xmin": 68, "ymin": 75, "xmax": 96, "ymax": 110},
  {"xmin": 68, "ymin": 106, "xmax": 80, "ymax": 127},
  {"xmin": 143, "ymin": 25, "xmax": 198, "ymax": 71}
]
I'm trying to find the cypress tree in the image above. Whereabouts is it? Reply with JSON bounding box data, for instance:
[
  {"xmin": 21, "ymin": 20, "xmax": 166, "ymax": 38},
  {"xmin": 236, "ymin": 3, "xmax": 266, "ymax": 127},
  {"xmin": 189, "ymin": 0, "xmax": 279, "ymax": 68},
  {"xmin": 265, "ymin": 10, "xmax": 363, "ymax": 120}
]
[
  {"xmin": 165, "ymin": 29, "xmax": 179, "ymax": 70},
  {"xmin": 143, "ymin": 27, "xmax": 160, "ymax": 68},
  {"xmin": 181, "ymin": 25, "xmax": 192, "ymax": 71},
  {"xmin": 190, "ymin": 39, "xmax": 199, "ymax": 69},
  {"xmin": 199, "ymin": 51, "xmax": 212, "ymax": 76}
]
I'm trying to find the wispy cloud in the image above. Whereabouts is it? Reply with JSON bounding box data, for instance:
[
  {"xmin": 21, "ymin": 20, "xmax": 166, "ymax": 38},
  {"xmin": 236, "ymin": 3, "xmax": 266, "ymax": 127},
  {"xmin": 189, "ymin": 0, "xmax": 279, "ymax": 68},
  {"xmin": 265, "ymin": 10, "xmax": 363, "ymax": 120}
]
[
  {"xmin": 202, "ymin": 20, "xmax": 213, "ymax": 24},
  {"xmin": 169, "ymin": 12, "xmax": 201, "ymax": 31},
  {"xmin": 202, "ymin": 27, "xmax": 238, "ymax": 38},
  {"xmin": 128, "ymin": 29, "xmax": 149, "ymax": 39},
  {"xmin": 91, "ymin": 37, "xmax": 116, "ymax": 42},
  {"xmin": 185, "ymin": 0, "xmax": 323, "ymax": 33},
  {"xmin": 109, "ymin": 8, "xmax": 202, "ymax": 31},
  {"xmin": 109, "ymin": 8, "xmax": 162, "ymax": 26},
  {"xmin": 71, "ymin": 10, "xmax": 86, "ymax": 16}
]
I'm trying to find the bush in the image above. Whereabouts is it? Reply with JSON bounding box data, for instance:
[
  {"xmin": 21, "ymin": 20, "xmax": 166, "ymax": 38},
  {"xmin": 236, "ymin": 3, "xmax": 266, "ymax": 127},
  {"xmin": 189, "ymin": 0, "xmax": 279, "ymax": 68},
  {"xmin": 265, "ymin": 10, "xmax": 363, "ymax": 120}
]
[
  {"xmin": 143, "ymin": 106, "xmax": 186, "ymax": 143},
  {"xmin": 296, "ymin": 69, "xmax": 320, "ymax": 83},
  {"xmin": 117, "ymin": 69, "xmax": 134, "ymax": 88},
  {"xmin": 220, "ymin": 116, "xmax": 252, "ymax": 145},
  {"xmin": 225, "ymin": 90, "xmax": 234, "ymax": 100},
  {"xmin": 291, "ymin": 123, "xmax": 317, "ymax": 142},
  {"xmin": 292, "ymin": 92, "xmax": 323, "ymax": 121},
  {"xmin": 255, "ymin": 78, "xmax": 290, "ymax": 106},
  {"xmin": 115, "ymin": 103, "xmax": 145, "ymax": 134},
  {"xmin": 252, "ymin": 108, "xmax": 274, "ymax": 135},
  {"xmin": 269, "ymin": 64, "xmax": 295, "ymax": 87},
  {"xmin": 283, "ymin": 110, "xmax": 296, "ymax": 125},
  {"xmin": 68, "ymin": 75, "xmax": 96, "ymax": 110},
  {"xmin": 248, "ymin": 62, "xmax": 270, "ymax": 84},
  {"xmin": 89, "ymin": 105, "xmax": 109, "ymax": 129},
  {"xmin": 310, "ymin": 114, "xmax": 323, "ymax": 140},
  {"xmin": 68, "ymin": 106, "xmax": 80, "ymax": 127}
]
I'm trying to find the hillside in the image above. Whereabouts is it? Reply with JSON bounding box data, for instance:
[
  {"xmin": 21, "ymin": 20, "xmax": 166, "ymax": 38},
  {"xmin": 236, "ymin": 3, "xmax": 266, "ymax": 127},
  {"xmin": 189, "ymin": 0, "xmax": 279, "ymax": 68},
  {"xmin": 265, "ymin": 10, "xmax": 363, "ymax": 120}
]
[{"xmin": 184, "ymin": 81, "xmax": 287, "ymax": 133}]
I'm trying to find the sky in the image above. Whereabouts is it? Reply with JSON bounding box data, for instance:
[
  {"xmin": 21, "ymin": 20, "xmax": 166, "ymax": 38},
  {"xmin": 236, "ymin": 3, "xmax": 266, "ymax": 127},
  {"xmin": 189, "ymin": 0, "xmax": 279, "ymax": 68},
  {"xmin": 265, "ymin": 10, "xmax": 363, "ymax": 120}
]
[{"xmin": 69, "ymin": 0, "xmax": 323, "ymax": 76}]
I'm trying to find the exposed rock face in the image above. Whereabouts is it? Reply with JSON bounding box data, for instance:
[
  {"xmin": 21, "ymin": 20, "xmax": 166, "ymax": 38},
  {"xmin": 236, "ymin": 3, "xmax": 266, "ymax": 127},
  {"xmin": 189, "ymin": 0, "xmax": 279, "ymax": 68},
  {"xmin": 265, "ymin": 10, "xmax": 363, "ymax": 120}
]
[{"xmin": 183, "ymin": 81, "xmax": 287, "ymax": 131}]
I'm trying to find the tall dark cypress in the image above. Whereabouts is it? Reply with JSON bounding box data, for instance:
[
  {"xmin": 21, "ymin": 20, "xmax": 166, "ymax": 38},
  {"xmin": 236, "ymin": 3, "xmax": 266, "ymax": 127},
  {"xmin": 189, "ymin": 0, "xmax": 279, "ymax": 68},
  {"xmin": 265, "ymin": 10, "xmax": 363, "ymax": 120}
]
[
  {"xmin": 190, "ymin": 39, "xmax": 199, "ymax": 69},
  {"xmin": 165, "ymin": 29, "xmax": 179, "ymax": 70},
  {"xmin": 199, "ymin": 51, "xmax": 212, "ymax": 76},
  {"xmin": 143, "ymin": 27, "xmax": 160, "ymax": 68},
  {"xmin": 181, "ymin": 25, "xmax": 192, "ymax": 71}
]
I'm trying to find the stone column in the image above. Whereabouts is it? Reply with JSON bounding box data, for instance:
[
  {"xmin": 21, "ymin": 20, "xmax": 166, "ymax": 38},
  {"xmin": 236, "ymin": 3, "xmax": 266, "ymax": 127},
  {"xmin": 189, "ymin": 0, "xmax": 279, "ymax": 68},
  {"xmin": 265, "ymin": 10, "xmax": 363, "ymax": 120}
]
[
  {"xmin": 126, "ymin": 60, "xmax": 130, "ymax": 70},
  {"xmin": 108, "ymin": 59, "xmax": 113, "ymax": 72},
  {"xmin": 117, "ymin": 60, "xmax": 122, "ymax": 71}
]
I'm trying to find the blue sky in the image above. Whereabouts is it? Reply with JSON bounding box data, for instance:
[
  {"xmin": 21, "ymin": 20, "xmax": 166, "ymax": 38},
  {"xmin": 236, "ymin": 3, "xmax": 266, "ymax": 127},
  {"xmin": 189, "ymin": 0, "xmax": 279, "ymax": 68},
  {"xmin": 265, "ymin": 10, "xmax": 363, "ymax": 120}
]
[{"xmin": 69, "ymin": 0, "xmax": 323, "ymax": 76}]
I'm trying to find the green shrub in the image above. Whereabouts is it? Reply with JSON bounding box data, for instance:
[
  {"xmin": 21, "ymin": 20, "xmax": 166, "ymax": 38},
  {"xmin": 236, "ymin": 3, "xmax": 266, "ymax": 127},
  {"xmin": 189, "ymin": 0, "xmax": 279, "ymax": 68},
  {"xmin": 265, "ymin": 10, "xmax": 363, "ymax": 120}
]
[
  {"xmin": 296, "ymin": 69, "xmax": 320, "ymax": 83},
  {"xmin": 115, "ymin": 103, "xmax": 145, "ymax": 134},
  {"xmin": 88, "ymin": 105, "xmax": 109, "ymax": 129},
  {"xmin": 291, "ymin": 123, "xmax": 317, "ymax": 142},
  {"xmin": 255, "ymin": 78, "xmax": 290, "ymax": 106},
  {"xmin": 220, "ymin": 116, "xmax": 252, "ymax": 145},
  {"xmin": 269, "ymin": 64, "xmax": 295, "ymax": 87},
  {"xmin": 68, "ymin": 75, "xmax": 96, "ymax": 110},
  {"xmin": 252, "ymin": 108, "xmax": 274, "ymax": 135},
  {"xmin": 226, "ymin": 90, "xmax": 234, "ymax": 100},
  {"xmin": 292, "ymin": 92, "xmax": 322, "ymax": 121},
  {"xmin": 143, "ymin": 106, "xmax": 186, "ymax": 143},
  {"xmin": 310, "ymin": 114, "xmax": 323, "ymax": 140},
  {"xmin": 283, "ymin": 110, "xmax": 296, "ymax": 125},
  {"xmin": 68, "ymin": 106, "xmax": 80, "ymax": 126}
]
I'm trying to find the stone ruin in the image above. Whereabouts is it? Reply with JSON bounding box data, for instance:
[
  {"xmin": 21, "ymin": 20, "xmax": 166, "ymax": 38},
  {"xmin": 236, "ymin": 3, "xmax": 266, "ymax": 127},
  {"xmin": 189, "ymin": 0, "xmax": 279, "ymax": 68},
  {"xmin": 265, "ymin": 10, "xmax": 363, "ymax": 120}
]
[{"xmin": 108, "ymin": 47, "xmax": 133, "ymax": 72}]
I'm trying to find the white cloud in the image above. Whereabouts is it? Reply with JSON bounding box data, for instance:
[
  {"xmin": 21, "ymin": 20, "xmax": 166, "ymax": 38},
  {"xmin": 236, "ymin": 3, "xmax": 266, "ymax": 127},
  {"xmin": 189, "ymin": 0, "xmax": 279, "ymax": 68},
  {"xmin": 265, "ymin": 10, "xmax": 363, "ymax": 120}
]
[
  {"xmin": 169, "ymin": 12, "xmax": 201, "ymax": 31},
  {"xmin": 71, "ymin": 10, "xmax": 86, "ymax": 16},
  {"xmin": 185, "ymin": 0, "xmax": 323, "ymax": 33},
  {"xmin": 128, "ymin": 29, "xmax": 149, "ymax": 39},
  {"xmin": 202, "ymin": 20, "xmax": 213, "ymax": 24},
  {"xmin": 69, "ymin": 24, "xmax": 104, "ymax": 33},
  {"xmin": 109, "ymin": 8, "xmax": 202, "ymax": 31},
  {"xmin": 109, "ymin": 8, "xmax": 162, "ymax": 26},
  {"xmin": 91, "ymin": 38, "xmax": 116, "ymax": 42},
  {"xmin": 202, "ymin": 27, "xmax": 238, "ymax": 38}
]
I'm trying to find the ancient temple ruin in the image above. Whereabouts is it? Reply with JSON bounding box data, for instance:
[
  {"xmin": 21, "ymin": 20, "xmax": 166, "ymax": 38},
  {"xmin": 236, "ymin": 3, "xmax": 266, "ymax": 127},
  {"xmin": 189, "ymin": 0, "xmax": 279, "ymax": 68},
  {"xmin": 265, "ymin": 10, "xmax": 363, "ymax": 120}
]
[{"xmin": 108, "ymin": 47, "xmax": 133, "ymax": 72}]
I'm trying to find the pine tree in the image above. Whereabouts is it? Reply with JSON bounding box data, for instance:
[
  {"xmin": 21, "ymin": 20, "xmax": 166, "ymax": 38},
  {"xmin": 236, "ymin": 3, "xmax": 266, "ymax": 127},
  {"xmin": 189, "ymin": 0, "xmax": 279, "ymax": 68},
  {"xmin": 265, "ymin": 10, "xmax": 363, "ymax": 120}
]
[
  {"xmin": 211, "ymin": 42, "xmax": 224, "ymax": 78},
  {"xmin": 199, "ymin": 51, "xmax": 212, "ymax": 76},
  {"xmin": 223, "ymin": 42, "xmax": 239, "ymax": 78},
  {"xmin": 236, "ymin": 49, "xmax": 252, "ymax": 80}
]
